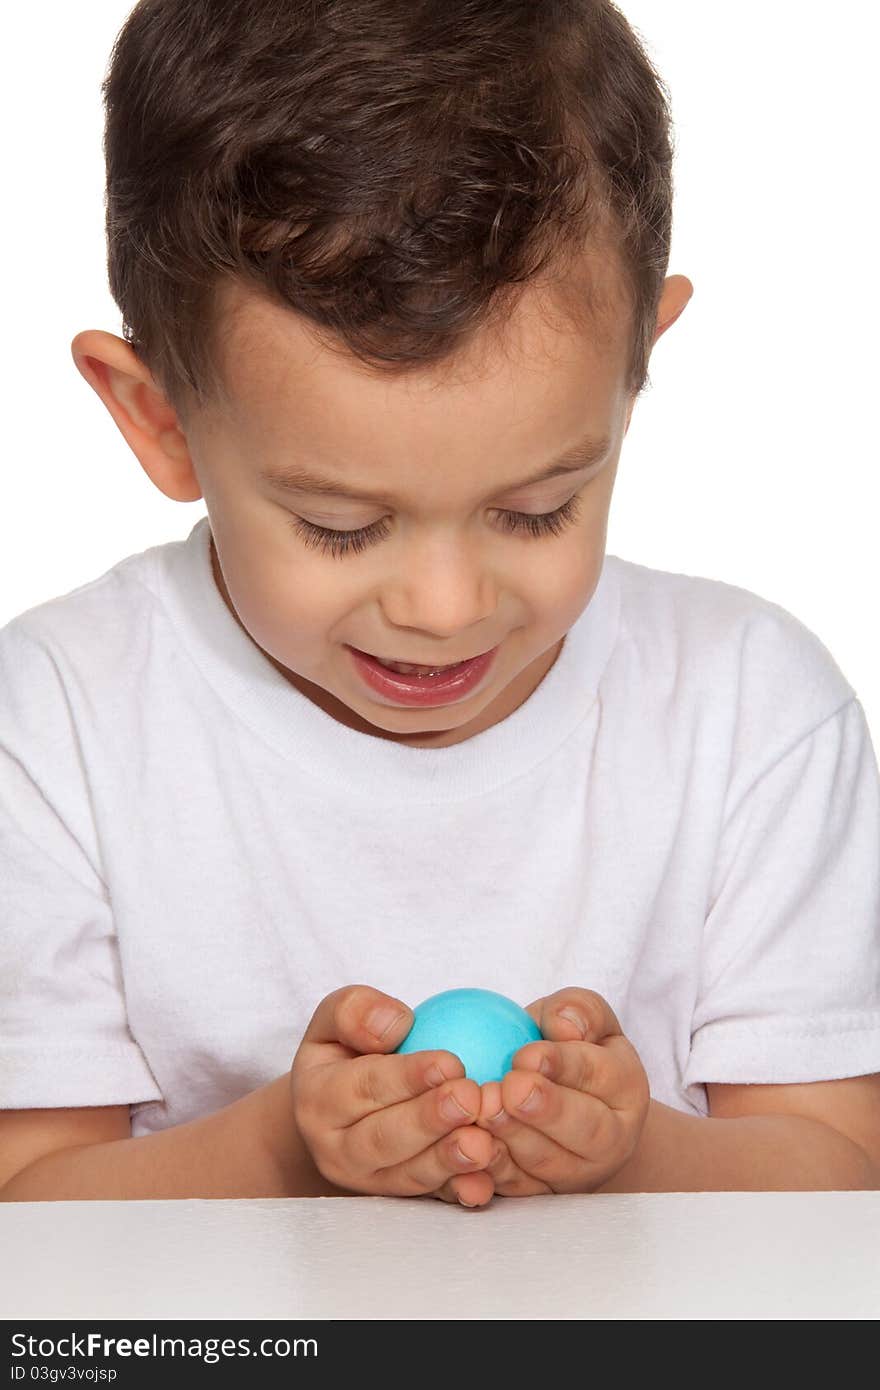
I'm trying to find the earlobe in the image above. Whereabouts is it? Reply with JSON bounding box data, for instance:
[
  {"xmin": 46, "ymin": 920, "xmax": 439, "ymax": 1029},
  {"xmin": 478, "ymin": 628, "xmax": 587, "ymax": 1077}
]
[{"xmin": 655, "ymin": 303, "xmax": 685, "ymax": 341}]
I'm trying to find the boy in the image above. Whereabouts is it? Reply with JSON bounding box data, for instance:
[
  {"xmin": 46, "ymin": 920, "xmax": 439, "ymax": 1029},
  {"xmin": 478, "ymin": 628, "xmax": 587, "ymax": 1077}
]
[{"xmin": 2, "ymin": 0, "xmax": 879, "ymax": 1207}]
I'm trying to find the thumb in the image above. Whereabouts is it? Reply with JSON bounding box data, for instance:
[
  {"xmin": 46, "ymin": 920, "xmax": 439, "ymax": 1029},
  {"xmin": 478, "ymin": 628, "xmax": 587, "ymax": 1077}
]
[{"xmin": 300, "ymin": 983, "xmax": 414, "ymax": 1060}]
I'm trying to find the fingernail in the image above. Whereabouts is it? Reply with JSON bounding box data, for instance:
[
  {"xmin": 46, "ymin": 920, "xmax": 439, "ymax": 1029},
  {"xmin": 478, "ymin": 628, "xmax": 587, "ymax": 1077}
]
[
  {"xmin": 516, "ymin": 1086, "xmax": 542, "ymax": 1114},
  {"xmin": 458, "ymin": 1195, "xmax": 479, "ymax": 1207},
  {"xmin": 425, "ymin": 1063, "xmax": 448, "ymax": 1087},
  {"xmin": 366, "ymin": 1005, "xmax": 408, "ymax": 1040},
  {"xmin": 538, "ymin": 1055, "xmax": 554, "ymax": 1077},
  {"xmin": 454, "ymin": 1141, "xmax": 479, "ymax": 1166},
  {"xmin": 558, "ymin": 1007, "xmax": 587, "ymax": 1038},
  {"xmin": 487, "ymin": 1107, "xmax": 508, "ymax": 1127},
  {"xmin": 441, "ymin": 1091, "xmax": 473, "ymax": 1121}
]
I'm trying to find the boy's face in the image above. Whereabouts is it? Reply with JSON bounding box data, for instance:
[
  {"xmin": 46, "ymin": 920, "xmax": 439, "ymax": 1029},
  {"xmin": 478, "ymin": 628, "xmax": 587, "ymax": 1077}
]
[{"xmin": 77, "ymin": 259, "xmax": 689, "ymax": 749}]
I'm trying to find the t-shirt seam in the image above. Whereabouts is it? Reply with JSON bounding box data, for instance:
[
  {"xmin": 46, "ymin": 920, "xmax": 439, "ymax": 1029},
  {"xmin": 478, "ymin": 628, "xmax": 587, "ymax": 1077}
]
[
  {"xmin": 720, "ymin": 695, "xmax": 859, "ymax": 830},
  {"xmin": 701, "ymin": 695, "xmax": 864, "ymax": 985}
]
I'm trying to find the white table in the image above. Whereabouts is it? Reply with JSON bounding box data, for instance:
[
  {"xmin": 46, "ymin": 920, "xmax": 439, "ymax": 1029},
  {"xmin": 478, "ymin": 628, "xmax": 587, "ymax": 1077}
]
[{"xmin": 2, "ymin": 1192, "xmax": 879, "ymax": 1320}]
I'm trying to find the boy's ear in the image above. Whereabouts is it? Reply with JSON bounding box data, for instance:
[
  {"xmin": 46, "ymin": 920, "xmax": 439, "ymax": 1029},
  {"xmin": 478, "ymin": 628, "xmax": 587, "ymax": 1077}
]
[
  {"xmin": 652, "ymin": 274, "xmax": 693, "ymax": 345},
  {"xmin": 70, "ymin": 329, "xmax": 203, "ymax": 503}
]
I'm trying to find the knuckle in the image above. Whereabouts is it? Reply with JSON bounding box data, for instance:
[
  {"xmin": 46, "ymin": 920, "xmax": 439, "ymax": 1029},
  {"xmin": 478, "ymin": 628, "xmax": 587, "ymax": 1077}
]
[
  {"xmin": 394, "ymin": 1165, "xmax": 431, "ymax": 1198},
  {"xmin": 352, "ymin": 1061, "xmax": 382, "ymax": 1107},
  {"xmin": 338, "ymin": 1130, "xmax": 383, "ymax": 1191},
  {"xmin": 324, "ymin": 983, "xmax": 361, "ymax": 1018},
  {"xmin": 592, "ymin": 1109, "xmax": 622, "ymax": 1161},
  {"xmin": 525, "ymin": 1149, "xmax": 557, "ymax": 1176},
  {"xmin": 335, "ymin": 983, "xmax": 376, "ymax": 1031},
  {"xmin": 577, "ymin": 990, "xmax": 610, "ymax": 1034},
  {"xmin": 366, "ymin": 1114, "xmax": 391, "ymax": 1163},
  {"xmin": 581, "ymin": 1102, "xmax": 607, "ymax": 1150},
  {"xmin": 573, "ymin": 1048, "xmax": 595, "ymax": 1092}
]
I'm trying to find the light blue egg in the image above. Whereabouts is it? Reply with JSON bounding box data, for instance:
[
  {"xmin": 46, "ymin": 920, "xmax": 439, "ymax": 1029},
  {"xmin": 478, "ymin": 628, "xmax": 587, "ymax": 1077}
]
[{"xmin": 394, "ymin": 987, "xmax": 542, "ymax": 1084}]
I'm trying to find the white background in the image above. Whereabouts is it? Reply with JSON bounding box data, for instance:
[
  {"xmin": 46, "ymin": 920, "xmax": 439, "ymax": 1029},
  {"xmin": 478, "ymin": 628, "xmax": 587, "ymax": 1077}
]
[{"xmin": 2, "ymin": 2, "xmax": 878, "ymax": 742}]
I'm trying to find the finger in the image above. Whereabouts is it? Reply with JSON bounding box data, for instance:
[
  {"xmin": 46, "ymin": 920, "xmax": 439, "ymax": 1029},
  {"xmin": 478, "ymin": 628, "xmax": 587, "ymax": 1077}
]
[
  {"xmin": 524, "ymin": 988, "xmax": 623, "ymax": 1045},
  {"xmin": 481, "ymin": 1082, "xmax": 580, "ymax": 1183},
  {"xmin": 433, "ymin": 1170, "xmax": 496, "ymax": 1207},
  {"xmin": 341, "ymin": 1073, "xmax": 484, "ymax": 1175},
  {"xmin": 379, "ymin": 1124, "xmax": 497, "ymax": 1197},
  {"xmin": 297, "ymin": 984, "xmax": 415, "ymax": 1067},
  {"xmin": 509, "ymin": 1034, "xmax": 644, "ymax": 1110},
  {"xmin": 433, "ymin": 1139, "xmax": 539, "ymax": 1204},
  {"xmin": 476, "ymin": 1079, "xmax": 504, "ymax": 1129},
  {"xmin": 484, "ymin": 1136, "xmax": 552, "ymax": 1197},
  {"xmin": 494, "ymin": 1068, "xmax": 621, "ymax": 1167},
  {"xmin": 320, "ymin": 1048, "xmax": 467, "ymax": 1126}
]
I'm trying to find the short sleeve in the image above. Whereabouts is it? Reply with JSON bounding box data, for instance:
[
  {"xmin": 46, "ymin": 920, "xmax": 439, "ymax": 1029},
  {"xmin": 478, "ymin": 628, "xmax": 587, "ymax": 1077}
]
[
  {"xmin": 0, "ymin": 618, "xmax": 162, "ymax": 1109},
  {"xmin": 682, "ymin": 697, "xmax": 880, "ymax": 1104}
]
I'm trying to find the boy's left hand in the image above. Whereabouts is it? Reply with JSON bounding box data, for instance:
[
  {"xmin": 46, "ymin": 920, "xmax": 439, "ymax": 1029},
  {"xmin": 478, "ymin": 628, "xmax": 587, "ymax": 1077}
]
[{"xmin": 465, "ymin": 988, "xmax": 650, "ymax": 1198}]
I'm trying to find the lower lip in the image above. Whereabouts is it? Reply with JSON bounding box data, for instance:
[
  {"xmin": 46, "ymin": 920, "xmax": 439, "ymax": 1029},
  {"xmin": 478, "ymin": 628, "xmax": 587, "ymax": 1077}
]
[{"xmin": 347, "ymin": 645, "xmax": 499, "ymax": 706}]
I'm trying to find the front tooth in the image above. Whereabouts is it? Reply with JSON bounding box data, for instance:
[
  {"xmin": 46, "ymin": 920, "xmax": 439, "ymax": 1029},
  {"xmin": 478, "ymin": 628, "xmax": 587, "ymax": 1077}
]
[
  {"xmin": 381, "ymin": 660, "xmax": 440, "ymax": 674},
  {"xmin": 378, "ymin": 658, "xmax": 450, "ymax": 675}
]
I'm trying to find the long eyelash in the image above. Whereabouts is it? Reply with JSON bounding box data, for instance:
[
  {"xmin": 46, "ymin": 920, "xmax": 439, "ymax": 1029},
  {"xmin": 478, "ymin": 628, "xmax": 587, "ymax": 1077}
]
[{"xmin": 288, "ymin": 492, "xmax": 584, "ymax": 559}]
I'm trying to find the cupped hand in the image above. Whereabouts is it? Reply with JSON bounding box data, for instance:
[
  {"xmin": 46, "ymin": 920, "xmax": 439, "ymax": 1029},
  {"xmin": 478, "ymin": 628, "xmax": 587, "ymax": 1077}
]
[
  {"xmin": 464, "ymin": 987, "xmax": 651, "ymax": 1197},
  {"xmin": 290, "ymin": 984, "xmax": 499, "ymax": 1200}
]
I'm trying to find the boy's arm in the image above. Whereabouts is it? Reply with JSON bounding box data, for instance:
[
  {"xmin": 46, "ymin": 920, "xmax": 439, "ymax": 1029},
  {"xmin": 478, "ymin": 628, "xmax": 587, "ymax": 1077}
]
[
  {"xmin": 476, "ymin": 993, "xmax": 880, "ymax": 1195},
  {"xmin": 0, "ymin": 1074, "xmax": 346, "ymax": 1201},
  {"xmin": 594, "ymin": 1075, "xmax": 880, "ymax": 1192}
]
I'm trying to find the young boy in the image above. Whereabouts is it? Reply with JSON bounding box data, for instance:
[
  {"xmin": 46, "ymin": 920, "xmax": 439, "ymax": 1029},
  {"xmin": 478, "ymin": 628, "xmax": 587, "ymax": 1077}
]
[{"xmin": 2, "ymin": 0, "xmax": 879, "ymax": 1208}]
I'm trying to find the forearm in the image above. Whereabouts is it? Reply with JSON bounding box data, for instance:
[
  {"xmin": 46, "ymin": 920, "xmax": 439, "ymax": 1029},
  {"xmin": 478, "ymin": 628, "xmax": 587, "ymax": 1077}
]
[
  {"xmin": 0, "ymin": 1075, "xmax": 348, "ymax": 1202},
  {"xmin": 594, "ymin": 1099, "xmax": 879, "ymax": 1193}
]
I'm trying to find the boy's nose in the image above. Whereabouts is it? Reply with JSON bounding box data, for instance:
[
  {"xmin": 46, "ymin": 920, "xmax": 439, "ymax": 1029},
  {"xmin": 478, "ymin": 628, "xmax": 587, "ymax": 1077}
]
[{"xmin": 380, "ymin": 546, "xmax": 498, "ymax": 634}]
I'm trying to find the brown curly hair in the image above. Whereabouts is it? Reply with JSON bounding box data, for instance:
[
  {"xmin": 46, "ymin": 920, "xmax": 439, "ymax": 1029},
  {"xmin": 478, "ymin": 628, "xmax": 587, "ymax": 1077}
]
[{"xmin": 101, "ymin": 0, "xmax": 676, "ymax": 425}]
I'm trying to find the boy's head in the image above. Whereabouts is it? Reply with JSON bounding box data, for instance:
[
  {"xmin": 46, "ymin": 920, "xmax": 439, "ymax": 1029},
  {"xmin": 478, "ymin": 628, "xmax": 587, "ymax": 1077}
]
[{"xmin": 74, "ymin": 0, "xmax": 691, "ymax": 748}]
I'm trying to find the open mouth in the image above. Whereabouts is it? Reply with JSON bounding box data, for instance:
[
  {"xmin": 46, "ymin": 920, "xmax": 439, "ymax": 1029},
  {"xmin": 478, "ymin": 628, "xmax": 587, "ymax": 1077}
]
[{"xmin": 347, "ymin": 644, "xmax": 500, "ymax": 704}]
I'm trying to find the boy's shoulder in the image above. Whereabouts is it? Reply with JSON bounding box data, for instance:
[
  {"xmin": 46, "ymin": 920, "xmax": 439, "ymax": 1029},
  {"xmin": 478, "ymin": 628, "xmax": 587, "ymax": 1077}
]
[
  {"xmin": 609, "ymin": 550, "xmax": 824, "ymax": 637},
  {"xmin": 0, "ymin": 537, "xmax": 168, "ymax": 710},
  {"xmin": 605, "ymin": 552, "xmax": 857, "ymax": 746}
]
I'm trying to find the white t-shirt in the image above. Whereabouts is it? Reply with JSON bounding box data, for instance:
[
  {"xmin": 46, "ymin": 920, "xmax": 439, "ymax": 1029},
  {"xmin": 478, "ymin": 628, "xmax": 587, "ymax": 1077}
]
[{"xmin": 2, "ymin": 516, "xmax": 879, "ymax": 1138}]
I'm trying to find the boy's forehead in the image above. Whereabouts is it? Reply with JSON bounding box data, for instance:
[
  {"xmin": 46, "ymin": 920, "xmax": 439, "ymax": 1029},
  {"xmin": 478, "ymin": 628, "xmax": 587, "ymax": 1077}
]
[{"xmin": 212, "ymin": 248, "xmax": 631, "ymax": 422}]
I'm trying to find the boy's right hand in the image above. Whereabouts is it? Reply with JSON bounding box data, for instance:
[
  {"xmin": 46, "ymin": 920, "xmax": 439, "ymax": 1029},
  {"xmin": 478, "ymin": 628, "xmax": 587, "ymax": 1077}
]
[{"xmin": 290, "ymin": 985, "xmax": 499, "ymax": 1206}]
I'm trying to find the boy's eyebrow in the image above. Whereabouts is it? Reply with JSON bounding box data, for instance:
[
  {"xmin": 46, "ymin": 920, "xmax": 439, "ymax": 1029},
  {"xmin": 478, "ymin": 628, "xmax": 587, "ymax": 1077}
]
[{"xmin": 257, "ymin": 432, "xmax": 612, "ymax": 504}]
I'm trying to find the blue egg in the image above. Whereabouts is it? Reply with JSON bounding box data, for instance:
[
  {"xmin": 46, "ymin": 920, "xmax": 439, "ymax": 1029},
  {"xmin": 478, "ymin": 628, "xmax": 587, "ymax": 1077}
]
[{"xmin": 394, "ymin": 988, "xmax": 542, "ymax": 1084}]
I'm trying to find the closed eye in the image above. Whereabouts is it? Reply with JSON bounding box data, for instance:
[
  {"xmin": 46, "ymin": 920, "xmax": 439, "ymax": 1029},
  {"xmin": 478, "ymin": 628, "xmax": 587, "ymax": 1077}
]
[{"xmin": 286, "ymin": 491, "xmax": 584, "ymax": 559}]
